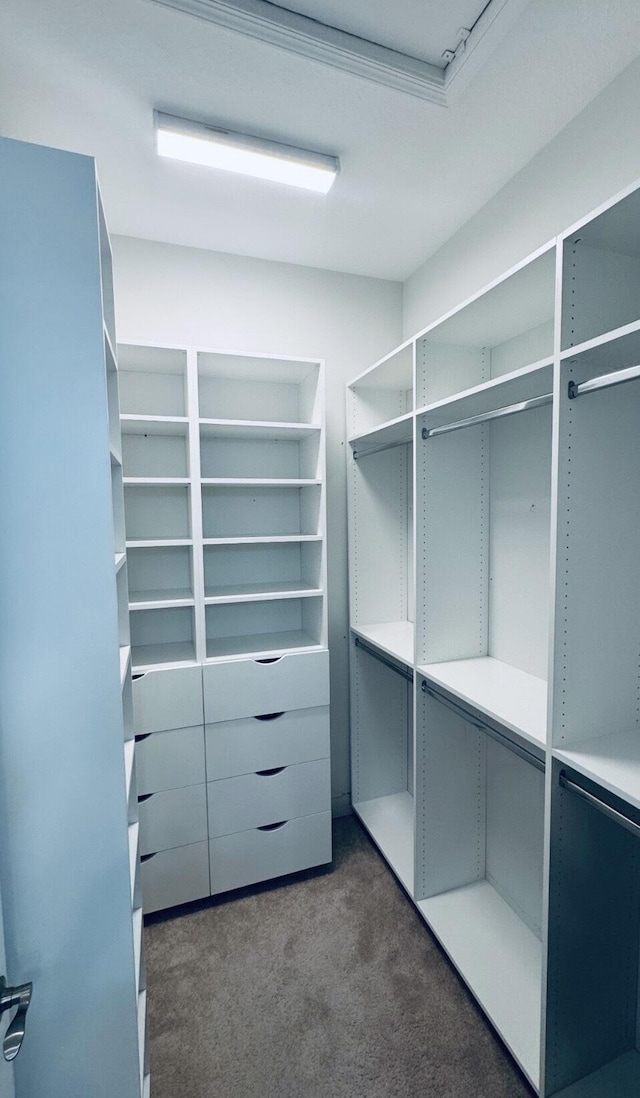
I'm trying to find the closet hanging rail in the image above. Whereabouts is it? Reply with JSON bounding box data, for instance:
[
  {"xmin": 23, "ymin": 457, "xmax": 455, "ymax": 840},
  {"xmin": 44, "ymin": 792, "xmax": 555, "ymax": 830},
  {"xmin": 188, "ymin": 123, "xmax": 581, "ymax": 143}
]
[
  {"xmin": 354, "ymin": 636, "xmax": 413, "ymax": 682},
  {"xmin": 352, "ymin": 436, "xmax": 411, "ymax": 461},
  {"xmin": 421, "ymin": 681, "xmax": 545, "ymax": 772},
  {"xmin": 559, "ymin": 770, "xmax": 640, "ymax": 839},
  {"xmin": 567, "ymin": 362, "xmax": 640, "ymax": 400},
  {"xmin": 421, "ymin": 393, "xmax": 552, "ymax": 440}
]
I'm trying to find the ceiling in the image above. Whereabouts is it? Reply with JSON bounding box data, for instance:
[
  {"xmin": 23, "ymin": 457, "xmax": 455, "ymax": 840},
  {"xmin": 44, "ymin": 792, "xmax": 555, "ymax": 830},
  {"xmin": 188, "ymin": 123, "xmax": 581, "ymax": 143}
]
[{"xmin": 1, "ymin": 0, "xmax": 640, "ymax": 281}]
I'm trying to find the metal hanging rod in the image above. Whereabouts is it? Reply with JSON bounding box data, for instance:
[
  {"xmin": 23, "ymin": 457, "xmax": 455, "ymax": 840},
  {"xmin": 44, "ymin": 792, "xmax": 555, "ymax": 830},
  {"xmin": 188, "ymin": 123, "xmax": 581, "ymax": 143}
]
[
  {"xmin": 559, "ymin": 771, "xmax": 640, "ymax": 839},
  {"xmin": 353, "ymin": 436, "xmax": 411, "ymax": 461},
  {"xmin": 422, "ymin": 393, "xmax": 552, "ymax": 440},
  {"xmin": 421, "ymin": 681, "xmax": 545, "ymax": 772},
  {"xmin": 568, "ymin": 362, "xmax": 640, "ymax": 400},
  {"xmin": 354, "ymin": 636, "xmax": 413, "ymax": 681}
]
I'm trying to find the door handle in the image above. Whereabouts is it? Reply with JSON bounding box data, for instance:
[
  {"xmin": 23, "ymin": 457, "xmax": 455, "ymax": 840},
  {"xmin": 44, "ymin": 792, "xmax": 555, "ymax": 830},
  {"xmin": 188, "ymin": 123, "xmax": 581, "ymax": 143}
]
[{"xmin": 0, "ymin": 976, "xmax": 32, "ymax": 1061}]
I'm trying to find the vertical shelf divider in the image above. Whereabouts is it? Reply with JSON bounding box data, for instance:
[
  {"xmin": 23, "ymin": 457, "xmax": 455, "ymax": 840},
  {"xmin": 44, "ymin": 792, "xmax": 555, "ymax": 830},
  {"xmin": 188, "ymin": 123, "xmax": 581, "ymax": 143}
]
[{"xmin": 187, "ymin": 347, "xmax": 207, "ymax": 664}]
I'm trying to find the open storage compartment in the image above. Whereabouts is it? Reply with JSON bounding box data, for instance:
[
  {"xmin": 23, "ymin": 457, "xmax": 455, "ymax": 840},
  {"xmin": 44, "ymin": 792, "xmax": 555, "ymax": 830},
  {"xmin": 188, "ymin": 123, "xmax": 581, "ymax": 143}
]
[
  {"xmin": 416, "ymin": 364, "xmax": 552, "ymax": 749},
  {"xmin": 415, "ymin": 680, "xmax": 544, "ymax": 1090},
  {"xmin": 130, "ymin": 606, "xmax": 196, "ymax": 668},
  {"xmin": 122, "ymin": 419, "xmax": 189, "ymax": 479},
  {"xmin": 128, "ymin": 545, "xmax": 194, "ymax": 606},
  {"xmin": 197, "ymin": 353, "xmax": 321, "ymax": 424},
  {"xmin": 347, "ymin": 343, "xmax": 414, "ymax": 439},
  {"xmin": 350, "ymin": 636, "xmax": 414, "ymax": 892},
  {"xmin": 561, "ymin": 187, "xmax": 640, "ymax": 351},
  {"xmin": 204, "ymin": 540, "xmax": 322, "ymax": 600},
  {"xmin": 545, "ymin": 760, "xmax": 640, "ymax": 1096},
  {"xmin": 348, "ymin": 441, "xmax": 413, "ymax": 665},
  {"xmin": 119, "ymin": 345, "xmax": 188, "ymax": 417},
  {"xmin": 205, "ymin": 595, "xmax": 323, "ymax": 659},
  {"xmin": 552, "ymin": 338, "xmax": 640, "ymax": 805},
  {"xmin": 417, "ymin": 247, "xmax": 555, "ymax": 408},
  {"xmin": 200, "ymin": 423, "xmax": 320, "ymax": 480},
  {"xmin": 202, "ymin": 483, "xmax": 321, "ymax": 540},
  {"xmin": 124, "ymin": 484, "xmax": 191, "ymax": 542}
]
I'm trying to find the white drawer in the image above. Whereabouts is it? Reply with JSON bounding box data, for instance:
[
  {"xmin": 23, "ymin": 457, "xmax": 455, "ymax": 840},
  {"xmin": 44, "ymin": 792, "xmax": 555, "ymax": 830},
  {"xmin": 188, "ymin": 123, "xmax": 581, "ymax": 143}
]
[
  {"xmin": 136, "ymin": 726, "xmax": 205, "ymax": 794},
  {"xmin": 138, "ymin": 784, "xmax": 208, "ymax": 855},
  {"xmin": 141, "ymin": 841, "xmax": 210, "ymax": 914},
  {"xmin": 208, "ymin": 757, "xmax": 331, "ymax": 837},
  {"xmin": 203, "ymin": 650, "xmax": 329, "ymax": 723},
  {"xmin": 209, "ymin": 811, "xmax": 331, "ymax": 895},
  {"xmin": 132, "ymin": 666, "xmax": 203, "ymax": 735},
  {"xmin": 205, "ymin": 706, "xmax": 329, "ymax": 780}
]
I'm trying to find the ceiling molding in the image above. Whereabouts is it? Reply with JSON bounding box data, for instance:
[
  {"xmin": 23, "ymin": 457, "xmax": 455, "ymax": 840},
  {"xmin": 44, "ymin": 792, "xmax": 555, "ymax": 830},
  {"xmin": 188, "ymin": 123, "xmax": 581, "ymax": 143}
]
[
  {"xmin": 150, "ymin": 0, "xmax": 447, "ymax": 105},
  {"xmin": 149, "ymin": 0, "xmax": 532, "ymax": 105}
]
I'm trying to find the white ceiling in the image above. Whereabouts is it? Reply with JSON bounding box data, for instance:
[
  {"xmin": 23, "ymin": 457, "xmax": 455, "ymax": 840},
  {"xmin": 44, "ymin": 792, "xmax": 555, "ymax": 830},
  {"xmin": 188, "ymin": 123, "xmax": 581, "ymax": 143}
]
[{"xmin": 1, "ymin": 0, "xmax": 640, "ymax": 281}]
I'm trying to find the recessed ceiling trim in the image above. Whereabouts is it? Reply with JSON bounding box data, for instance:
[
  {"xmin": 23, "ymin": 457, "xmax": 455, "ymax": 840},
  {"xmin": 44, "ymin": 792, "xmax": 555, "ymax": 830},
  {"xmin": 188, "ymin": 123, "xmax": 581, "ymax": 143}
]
[
  {"xmin": 445, "ymin": 0, "xmax": 533, "ymax": 101},
  {"xmin": 150, "ymin": 0, "xmax": 448, "ymax": 105}
]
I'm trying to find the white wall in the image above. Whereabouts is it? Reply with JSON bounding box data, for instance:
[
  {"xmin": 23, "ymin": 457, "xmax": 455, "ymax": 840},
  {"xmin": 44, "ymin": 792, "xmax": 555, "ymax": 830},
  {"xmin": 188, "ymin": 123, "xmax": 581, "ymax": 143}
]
[
  {"xmin": 403, "ymin": 56, "xmax": 640, "ymax": 338},
  {"xmin": 112, "ymin": 235, "xmax": 402, "ymax": 815}
]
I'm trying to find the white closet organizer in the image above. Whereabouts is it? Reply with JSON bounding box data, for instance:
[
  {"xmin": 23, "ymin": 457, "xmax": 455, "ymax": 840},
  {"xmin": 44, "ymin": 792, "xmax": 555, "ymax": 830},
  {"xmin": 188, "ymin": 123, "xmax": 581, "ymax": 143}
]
[
  {"xmin": 348, "ymin": 178, "xmax": 640, "ymax": 1097},
  {"xmin": 120, "ymin": 345, "xmax": 331, "ymax": 912}
]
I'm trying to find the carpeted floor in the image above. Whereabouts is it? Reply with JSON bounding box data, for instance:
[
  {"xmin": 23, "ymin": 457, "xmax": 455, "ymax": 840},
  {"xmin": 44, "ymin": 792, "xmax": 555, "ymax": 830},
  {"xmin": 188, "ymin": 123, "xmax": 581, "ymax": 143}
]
[{"xmin": 145, "ymin": 816, "xmax": 535, "ymax": 1097}]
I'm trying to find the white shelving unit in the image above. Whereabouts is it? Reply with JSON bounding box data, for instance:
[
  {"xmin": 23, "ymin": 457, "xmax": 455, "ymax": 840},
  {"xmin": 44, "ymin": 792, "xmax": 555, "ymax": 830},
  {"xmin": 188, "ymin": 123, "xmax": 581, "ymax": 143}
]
[
  {"xmin": 347, "ymin": 176, "xmax": 640, "ymax": 1097},
  {"xmin": 120, "ymin": 345, "xmax": 331, "ymax": 912}
]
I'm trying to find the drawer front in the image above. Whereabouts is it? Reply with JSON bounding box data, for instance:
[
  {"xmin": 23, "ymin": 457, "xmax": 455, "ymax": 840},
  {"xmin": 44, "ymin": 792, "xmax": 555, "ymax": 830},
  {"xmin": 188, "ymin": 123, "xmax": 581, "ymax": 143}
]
[
  {"xmin": 205, "ymin": 706, "xmax": 330, "ymax": 780},
  {"xmin": 139, "ymin": 784, "xmax": 208, "ymax": 855},
  {"xmin": 203, "ymin": 650, "xmax": 329, "ymax": 724},
  {"xmin": 136, "ymin": 725, "xmax": 205, "ymax": 794},
  {"xmin": 141, "ymin": 841, "xmax": 210, "ymax": 914},
  {"xmin": 132, "ymin": 666, "xmax": 203, "ymax": 735},
  {"xmin": 209, "ymin": 811, "xmax": 331, "ymax": 895},
  {"xmin": 208, "ymin": 758, "xmax": 331, "ymax": 837}
]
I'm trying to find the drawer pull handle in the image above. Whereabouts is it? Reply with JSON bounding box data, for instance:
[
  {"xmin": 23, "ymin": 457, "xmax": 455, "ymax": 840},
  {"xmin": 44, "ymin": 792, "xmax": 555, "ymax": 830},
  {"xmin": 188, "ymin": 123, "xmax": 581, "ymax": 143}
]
[
  {"xmin": 254, "ymin": 712, "xmax": 285, "ymax": 722},
  {"xmin": 135, "ymin": 733, "xmax": 152, "ymax": 742},
  {"xmin": 256, "ymin": 657, "xmax": 283, "ymax": 664},
  {"xmin": 140, "ymin": 852, "xmax": 157, "ymax": 862},
  {"xmin": 258, "ymin": 821, "xmax": 288, "ymax": 832},
  {"xmin": 255, "ymin": 767, "xmax": 286, "ymax": 777},
  {"xmin": 132, "ymin": 673, "xmax": 146, "ymax": 681},
  {"xmin": 138, "ymin": 793, "xmax": 154, "ymax": 802}
]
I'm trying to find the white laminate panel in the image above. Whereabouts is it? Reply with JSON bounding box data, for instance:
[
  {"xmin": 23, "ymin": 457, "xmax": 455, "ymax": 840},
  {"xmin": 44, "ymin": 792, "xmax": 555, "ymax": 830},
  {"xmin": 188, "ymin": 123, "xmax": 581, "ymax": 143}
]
[
  {"xmin": 208, "ymin": 758, "xmax": 331, "ymax": 836},
  {"xmin": 209, "ymin": 811, "xmax": 332, "ymax": 894},
  {"xmin": 203, "ymin": 650, "xmax": 329, "ymax": 722},
  {"xmin": 138, "ymin": 784, "xmax": 208, "ymax": 855},
  {"xmin": 205, "ymin": 706, "xmax": 330, "ymax": 779},
  {"xmin": 141, "ymin": 841, "xmax": 210, "ymax": 914},
  {"xmin": 136, "ymin": 725, "xmax": 205, "ymax": 794},
  {"xmin": 132, "ymin": 665, "xmax": 203, "ymax": 734}
]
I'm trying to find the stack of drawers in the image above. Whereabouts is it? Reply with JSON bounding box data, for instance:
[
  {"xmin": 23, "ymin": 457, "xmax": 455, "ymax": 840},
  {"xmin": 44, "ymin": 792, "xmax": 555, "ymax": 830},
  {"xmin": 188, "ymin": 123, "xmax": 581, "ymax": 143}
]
[{"xmin": 132, "ymin": 651, "xmax": 332, "ymax": 913}]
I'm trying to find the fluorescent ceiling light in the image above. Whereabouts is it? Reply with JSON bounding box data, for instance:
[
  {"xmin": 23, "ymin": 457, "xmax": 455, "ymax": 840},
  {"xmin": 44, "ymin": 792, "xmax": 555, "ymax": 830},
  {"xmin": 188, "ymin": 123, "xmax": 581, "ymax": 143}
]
[{"xmin": 155, "ymin": 112, "xmax": 339, "ymax": 194}]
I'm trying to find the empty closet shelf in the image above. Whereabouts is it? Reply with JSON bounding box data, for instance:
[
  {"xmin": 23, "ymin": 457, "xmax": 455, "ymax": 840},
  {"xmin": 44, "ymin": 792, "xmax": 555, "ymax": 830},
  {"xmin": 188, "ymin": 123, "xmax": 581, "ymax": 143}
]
[
  {"xmin": 204, "ymin": 581, "xmax": 322, "ymax": 604},
  {"xmin": 201, "ymin": 478, "xmax": 321, "ymax": 487},
  {"xmin": 419, "ymin": 657, "xmax": 547, "ymax": 749},
  {"xmin": 131, "ymin": 641, "xmax": 197, "ymax": 670},
  {"xmin": 353, "ymin": 792, "xmax": 414, "ymax": 893},
  {"xmin": 417, "ymin": 880, "xmax": 542, "ymax": 1091},
  {"xmin": 199, "ymin": 419, "xmax": 321, "ymax": 440},
  {"xmin": 351, "ymin": 622, "xmax": 414, "ymax": 667},
  {"xmin": 554, "ymin": 729, "xmax": 640, "ymax": 811},
  {"xmin": 206, "ymin": 629, "xmax": 323, "ymax": 661},
  {"xmin": 129, "ymin": 589, "xmax": 195, "ymax": 609}
]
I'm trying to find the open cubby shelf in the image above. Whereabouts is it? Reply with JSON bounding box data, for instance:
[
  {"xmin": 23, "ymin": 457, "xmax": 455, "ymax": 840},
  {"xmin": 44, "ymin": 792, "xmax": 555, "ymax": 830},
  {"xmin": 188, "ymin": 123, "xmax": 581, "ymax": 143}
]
[
  {"xmin": 120, "ymin": 343, "xmax": 326, "ymax": 664},
  {"xmin": 349, "ymin": 183, "xmax": 640, "ymax": 1095}
]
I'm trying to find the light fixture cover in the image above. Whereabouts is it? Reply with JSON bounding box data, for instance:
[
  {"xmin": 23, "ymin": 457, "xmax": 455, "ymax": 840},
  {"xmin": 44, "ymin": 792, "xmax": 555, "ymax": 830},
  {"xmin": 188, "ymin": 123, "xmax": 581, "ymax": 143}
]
[{"xmin": 155, "ymin": 112, "xmax": 339, "ymax": 194}]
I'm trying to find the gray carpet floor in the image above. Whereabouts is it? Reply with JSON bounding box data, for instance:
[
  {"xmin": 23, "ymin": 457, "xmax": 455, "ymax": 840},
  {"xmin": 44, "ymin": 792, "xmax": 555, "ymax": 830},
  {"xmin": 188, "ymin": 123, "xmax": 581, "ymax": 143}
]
[{"xmin": 145, "ymin": 816, "xmax": 535, "ymax": 1097}]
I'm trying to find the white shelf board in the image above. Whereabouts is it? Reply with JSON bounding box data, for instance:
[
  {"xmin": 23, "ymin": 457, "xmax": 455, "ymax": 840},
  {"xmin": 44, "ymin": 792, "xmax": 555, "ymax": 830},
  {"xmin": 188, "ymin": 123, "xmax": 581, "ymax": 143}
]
[
  {"xmin": 554, "ymin": 1050, "xmax": 640, "ymax": 1097},
  {"xmin": 128, "ymin": 821, "xmax": 139, "ymax": 903},
  {"xmin": 200, "ymin": 418, "xmax": 321, "ymax": 440},
  {"xmin": 203, "ymin": 535, "xmax": 321, "ymax": 546},
  {"xmin": 417, "ymin": 357, "xmax": 553, "ymax": 430},
  {"xmin": 129, "ymin": 588, "xmax": 195, "ymax": 610},
  {"xmin": 110, "ymin": 445, "xmax": 122, "ymax": 468},
  {"xmin": 206, "ymin": 630, "xmax": 323, "ymax": 661},
  {"xmin": 138, "ymin": 988, "xmax": 147, "ymax": 1081},
  {"xmin": 124, "ymin": 739, "xmax": 135, "ymax": 804},
  {"xmin": 417, "ymin": 880, "xmax": 542, "ymax": 1090},
  {"xmin": 348, "ymin": 339, "xmax": 414, "ymax": 390},
  {"xmin": 115, "ymin": 552, "xmax": 127, "ymax": 573},
  {"xmin": 124, "ymin": 477, "xmax": 190, "ymax": 486},
  {"xmin": 419, "ymin": 656, "xmax": 547, "ymax": 751},
  {"xmin": 554, "ymin": 729, "xmax": 640, "ymax": 811},
  {"xmin": 120, "ymin": 645, "xmax": 131, "ymax": 688},
  {"xmin": 121, "ymin": 414, "xmax": 189, "ymax": 436},
  {"xmin": 559, "ymin": 317, "xmax": 640, "ymax": 365},
  {"xmin": 204, "ymin": 581, "xmax": 322, "ymax": 604},
  {"xmin": 351, "ymin": 621, "xmax": 414, "ymax": 667},
  {"xmin": 131, "ymin": 641, "xmax": 197, "ymax": 670},
  {"xmin": 353, "ymin": 792, "xmax": 414, "ymax": 893},
  {"xmin": 127, "ymin": 538, "xmax": 193, "ymax": 548},
  {"xmin": 348, "ymin": 411, "xmax": 414, "ymax": 452},
  {"xmin": 133, "ymin": 905, "xmax": 143, "ymax": 997},
  {"xmin": 104, "ymin": 324, "xmax": 117, "ymax": 373},
  {"xmin": 201, "ymin": 478, "xmax": 320, "ymax": 487}
]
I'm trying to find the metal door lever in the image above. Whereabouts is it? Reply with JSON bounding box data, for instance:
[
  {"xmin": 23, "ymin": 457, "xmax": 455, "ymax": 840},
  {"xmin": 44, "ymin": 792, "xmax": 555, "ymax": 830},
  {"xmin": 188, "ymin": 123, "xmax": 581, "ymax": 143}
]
[{"xmin": 0, "ymin": 975, "xmax": 32, "ymax": 1061}]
